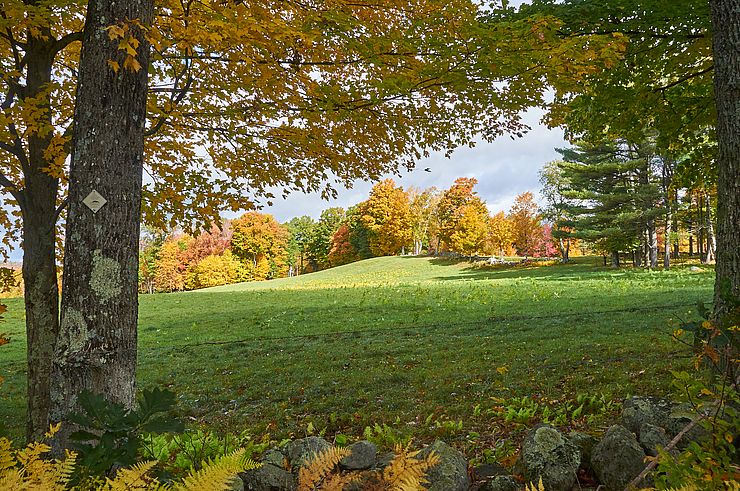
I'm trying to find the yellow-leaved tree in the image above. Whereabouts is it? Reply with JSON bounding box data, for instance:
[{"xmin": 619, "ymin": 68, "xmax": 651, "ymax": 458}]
[
  {"xmin": 230, "ymin": 212, "xmax": 289, "ymax": 281},
  {"xmin": 487, "ymin": 211, "xmax": 514, "ymax": 260},
  {"xmin": 360, "ymin": 179, "xmax": 412, "ymax": 256}
]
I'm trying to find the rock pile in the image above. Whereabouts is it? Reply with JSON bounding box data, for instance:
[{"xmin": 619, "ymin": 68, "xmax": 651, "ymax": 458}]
[{"xmin": 239, "ymin": 396, "xmax": 704, "ymax": 490}]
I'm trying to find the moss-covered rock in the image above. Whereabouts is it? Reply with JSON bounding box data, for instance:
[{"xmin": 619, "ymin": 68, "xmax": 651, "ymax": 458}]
[
  {"xmin": 591, "ymin": 425, "xmax": 649, "ymax": 490},
  {"xmin": 416, "ymin": 440, "xmax": 470, "ymax": 491},
  {"xmin": 517, "ymin": 425, "xmax": 580, "ymax": 491}
]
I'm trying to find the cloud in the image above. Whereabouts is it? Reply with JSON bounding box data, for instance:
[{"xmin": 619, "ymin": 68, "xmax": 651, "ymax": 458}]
[{"xmin": 254, "ymin": 108, "xmax": 567, "ymax": 222}]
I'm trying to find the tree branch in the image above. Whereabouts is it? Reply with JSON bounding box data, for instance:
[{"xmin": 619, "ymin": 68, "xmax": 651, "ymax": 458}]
[
  {"xmin": 0, "ymin": 170, "xmax": 21, "ymax": 203},
  {"xmin": 52, "ymin": 31, "xmax": 83, "ymax": 56},
  {"xmin": 54, "ymin": 197, "xmax": 68, "ymax": 220},
  {"xmin": 654, "ymin": 65, "xmax": 714, "ymax": 92}
]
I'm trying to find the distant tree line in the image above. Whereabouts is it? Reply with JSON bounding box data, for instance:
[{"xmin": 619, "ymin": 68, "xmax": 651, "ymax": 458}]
[{"xmin": 137, "ymin": 178, "xmax": 568, "ymax": 293}]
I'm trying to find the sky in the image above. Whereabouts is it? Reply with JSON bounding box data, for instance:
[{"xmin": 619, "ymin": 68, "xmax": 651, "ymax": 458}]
[{"xmin": 249, "ymin": 107, "xmax": 568, "ymax": 223}]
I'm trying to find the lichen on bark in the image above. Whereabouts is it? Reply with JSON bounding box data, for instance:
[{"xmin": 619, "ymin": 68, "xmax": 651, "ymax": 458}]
[{"xmin": 90, "ymin": 249, "xmax": 122, "ymax": 302}]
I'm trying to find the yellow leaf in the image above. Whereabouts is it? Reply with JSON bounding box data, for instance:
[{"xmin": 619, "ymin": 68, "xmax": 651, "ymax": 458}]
[
  {"xmin": 106, "ymin": 24, "xmax": 125, "ymax": 40},
  {"xmin": 107, "ymin": 60, "xmax": 120, "ymax": 73},
  {"xmin": 123, "ymin": 55, "xmax": 142, "ymax": 72},
  {"xmin": 45, "ymin": 422, "xmax": 61, "ymax": 438}
]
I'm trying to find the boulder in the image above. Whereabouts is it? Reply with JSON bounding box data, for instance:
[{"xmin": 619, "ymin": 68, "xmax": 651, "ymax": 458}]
[
  {"xmin": 480, "ymin": 475, "xmax": 520, "ymax": 491},
  {"xmin": 621, "ymin": 396, "xmax": 706, "ymax": 450},
  {"xmin": 262, "ymin": 450, "xmax": 289, "ymax": 469},
  {"xmin": 339, "ymin": 440, "xmax": 377, "ymax": 471},
  {"xmin": 373, "ymin": 451, "xmax": 395, "ymax": 470},
  {"xmin": 664, "ymin": 403, "xmax": 708, "ymax": 448},
  {"xmin": 591, "ymin": 425, "xmax": 649, "ymax": 490},
  {"xmin": 416, "ymin": 440, "xmax": 470, "ymax": 491},
  {"xmin": 284, "ymin": 436, "xmax": 331, "ymax": 471},
  {"xmin": 621, "ymin": 396, "xmax": 674, "ymax": 436},
  {"xmin": 230, "ymin": 476, "xmax": 245, "ymax": 491},
  {"xmin": 472, "ymin": 462, "xmax": 509, "ymax": 481},
  {"xmin": 241, "ymin": 464, "xmax": 296, "ymax": 491},
  {"xmin": 639, "ymin": 423, "xmax": 671, "ymax": 457},
  {"xmin": 517, "ymin": 425, "xmax": 580, "ymax": 491},
  {"xmin": 568, "ymin": 431, "xmax": 599, "ymax": 471}
]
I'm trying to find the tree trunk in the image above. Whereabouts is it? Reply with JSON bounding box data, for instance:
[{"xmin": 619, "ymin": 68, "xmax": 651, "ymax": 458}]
[
  {"xmin": 21, "ymin": 31, "xmax": 60, "ymax": 442},
  {"xmin": 50, "ymin": 0, "xmax": 153, "ymax": 451},
  {"xmin": 664, "ymin": 212, "xmax": 672, "ymax": 270},
  {"xmin": 710, "ymin": 0, "xmax": 740, "ymax": 346},
  {"xmin": 705, "ymin": 195, "xmax": 716, "ymax": 263},
  {"xmin": 647, "ymin": 219, "xmax": 658, "ymax": 268},
  {"xmin": 710, "ymin": 0, "xmax": 740, "ymax": 319},
  {"xmin": 611, "ymin": 250, "xmax": 620, "ymax": 268},
  {"xmin": 697, "ymin": 194, "xmax": 704, "ymax": 260}
]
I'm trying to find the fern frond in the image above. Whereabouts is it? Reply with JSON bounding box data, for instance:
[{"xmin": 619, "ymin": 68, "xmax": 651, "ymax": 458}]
[
  {"xmin": 382, "ymin": 444, "xmax": 439, "ymax": 491},
  {"xmin": 297, "ymin": 446, "xmax": 351, "ymax": 491},
  {"xmin": 524, "ymin": 478, "xmax": 545, "ymax": 491},
  {"xmin": 0, "ymin": 438, "xmax": 14, "ymax": 471},
  {"xmin": 45, "ymin": 450, "xmax": 77, "ymax": 488},
  {"xmin": 102, "ymin": 460, "xmax": 159, "ymax": 490},
  {"xmin": 175, "ymin": 448, "xmax": 258, "ymax": 491},
  {"xmin": 0, "ymin": 469, "xmax": 24, "ymax": 490},
  {"xmin": 318, "ymin": 471, "xmax": 360, "ymax": 491}
]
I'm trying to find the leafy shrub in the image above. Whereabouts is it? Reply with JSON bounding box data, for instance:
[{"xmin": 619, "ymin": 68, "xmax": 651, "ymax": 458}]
[
  {"xmin": 141, "ymin": 428, "xmax": 273, "ymax": 477},
  {"xmin": 68, "ymin": 388, "xmax": 184, "ymax": 477}
]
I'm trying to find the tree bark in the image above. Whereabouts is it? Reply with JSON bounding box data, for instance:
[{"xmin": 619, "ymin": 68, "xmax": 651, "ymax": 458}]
[
  {"xmin": 705, "ymin": 194, "xmax": 716, "ymax": 263},
  {"xmin": 611, "ymin": 250, "xmax": 620, "ymax": 268},
  {"xmin": 20, "ymin": 30, "xmax": 60, "ymax": 442},
  {"xmin": 710, "ymin": 0, "xmax": 740, "ymax": 319},
  {"xmin": 50, "ymin": 0, "xmax": 153, "ymax": 451},
  {"xmin": 647, "ymin": 219, "xmax": 658, "ymax": 268},
  {"xmin": 664, "ymin": 212, "xmax": 672, "ymax": 269}
]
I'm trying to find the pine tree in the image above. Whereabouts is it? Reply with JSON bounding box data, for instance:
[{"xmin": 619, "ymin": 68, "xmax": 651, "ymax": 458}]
[{"xmin": 557, "ymin": 141, "xmax": 663, "ymax": 267}]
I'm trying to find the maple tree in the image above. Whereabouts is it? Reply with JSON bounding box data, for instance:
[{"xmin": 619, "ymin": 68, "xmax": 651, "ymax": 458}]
[
  {"xmin": 709, "ymin": 0, "xmax": 740, "ymax": 322},
  {"xmin": 447, "ymin": 203, "xmax": 489, "ymax": 257},
  {"xmin": 230, "ymin": 212, "xmax": 289, "ymax": 281},
  {"xmin": 486, "ymin": 211, "xmax": 513, "ymax": 260},
  {"xmin": 359, "ymin": 179, "xmax": 412, "ymax": 256},
  {"xmin": 152, "ymin": 235, "xmax": 190, "ymax": 292},
  {"xmin": 436, "ymin": 178, "xmax": 481, "ymax": 251},
  {"xmin": 508, "ymin": 192, "xmax": 543, "ymax": 259},
  {"xmin": 328, "ymin": 223, "xmax": 360, "ymax": 267},
  {"xmin": 186, "ymin": 250, "xmax": 242, "ymax": 289}
]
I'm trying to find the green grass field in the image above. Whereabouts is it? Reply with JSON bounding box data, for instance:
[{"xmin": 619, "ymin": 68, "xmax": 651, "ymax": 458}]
[{"xmin": 0, "ymin": 256, "xmax": 714, "ymax": 450}]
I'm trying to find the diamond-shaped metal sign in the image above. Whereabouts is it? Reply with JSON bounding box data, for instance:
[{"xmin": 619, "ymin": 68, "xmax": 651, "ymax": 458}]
[{"xmin": 82, "ymin": 190, "xmax": 107, "ymax": 213}]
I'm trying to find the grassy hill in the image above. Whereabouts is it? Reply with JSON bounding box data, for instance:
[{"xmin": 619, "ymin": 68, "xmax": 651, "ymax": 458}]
[{"xmin": 0, "ymin": 256, "xmax": 714, "ymax": 446}]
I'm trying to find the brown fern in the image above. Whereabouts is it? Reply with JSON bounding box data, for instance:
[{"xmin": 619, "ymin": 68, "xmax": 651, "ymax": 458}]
[{"xmin": 298, "ymin": 446, "xmax": 352, "ymax": 491}]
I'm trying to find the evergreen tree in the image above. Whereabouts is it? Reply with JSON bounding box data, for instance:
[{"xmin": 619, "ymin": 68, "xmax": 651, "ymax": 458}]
[{"xmin": 557, "ymin": 141, "xmax": 663, "ymax": 267}]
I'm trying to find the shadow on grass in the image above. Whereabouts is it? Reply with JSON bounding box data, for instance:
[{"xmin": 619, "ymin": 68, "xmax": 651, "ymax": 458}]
[
  {"xmin": 410, "ymin": 255, "xmax": 714, "ymax": 283},
  {"xmin": 416, "ymin": 256, "xmax": 617, "ymax": 282}
]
